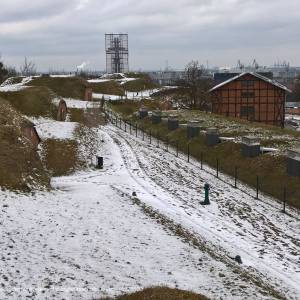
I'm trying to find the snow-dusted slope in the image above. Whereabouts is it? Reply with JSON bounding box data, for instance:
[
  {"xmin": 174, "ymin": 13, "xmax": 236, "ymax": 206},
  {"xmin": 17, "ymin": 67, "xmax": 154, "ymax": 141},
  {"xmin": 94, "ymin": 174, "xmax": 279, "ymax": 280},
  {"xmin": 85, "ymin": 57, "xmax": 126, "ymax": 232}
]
[
  {"xmin": 0, "ymin": 77, "xmax": 32, "ymax": 92},
  {"xmin": 104, "ymin": 124, "xmax": 300, "ymax": 299},
  {"xmin": 0, "ymin": 122, "xmax": 299, "ymax": 299}
]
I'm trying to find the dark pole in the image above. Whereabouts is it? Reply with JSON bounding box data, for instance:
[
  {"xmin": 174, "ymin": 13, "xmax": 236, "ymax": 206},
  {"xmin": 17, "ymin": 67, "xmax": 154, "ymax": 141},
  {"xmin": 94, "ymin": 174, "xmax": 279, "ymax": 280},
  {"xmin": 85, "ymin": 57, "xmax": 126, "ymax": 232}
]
[
  {"xmin": 166, "ymin": 137, "xmax": 169, "ymax": 152},
  {"xmin": 234, "ymin": 166, "xmax": 238, "ymax": 188},
  {"xmin": 283, "ymin": 187, "xmax": 286, "ymax": 213},
  {"xmin": 201, "ymin": 152, "xmax": 203, "ymax": 170},
  {"xmin": 187, "ymin": 144, "xmax": 190, "ymax": 162},
  {"xmin": 135, "ymin": 123, "xmax": 138, "ymax": 137},
  {"xmin": 125, "ymin": 121, "xmax": 127, "ymax": 132},
  {"xmin": 176, "ymin": 141, "xmax": 179, "ymax": 157},
  {"xmin": 129, "ymin": 122, "xmax": 132, "ymax": 134},
  {"xmin": 150, "ymin": 130, "xmax": 152, "ymax": 144},
  {"xmin": 216, "ymin": 159, "xmax": 219, "ymax": 178},
  {"xmin": 256, "ymin": 176, "xmax": 259, "ymax": 199}
]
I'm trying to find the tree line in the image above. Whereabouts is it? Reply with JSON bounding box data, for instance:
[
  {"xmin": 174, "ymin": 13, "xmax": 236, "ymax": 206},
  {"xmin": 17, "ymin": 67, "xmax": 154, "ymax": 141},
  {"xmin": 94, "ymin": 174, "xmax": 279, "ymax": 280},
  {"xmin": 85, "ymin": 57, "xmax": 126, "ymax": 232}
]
[{"xmin": 0, "ymin": 57, "xmax": 36, "ymax": 84}]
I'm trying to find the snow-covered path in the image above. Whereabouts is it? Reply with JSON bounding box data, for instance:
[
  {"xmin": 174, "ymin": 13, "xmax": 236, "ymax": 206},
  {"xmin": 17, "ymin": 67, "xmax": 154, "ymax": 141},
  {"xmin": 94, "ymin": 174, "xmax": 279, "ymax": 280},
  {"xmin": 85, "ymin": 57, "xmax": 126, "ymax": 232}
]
[
  {"xmin": 0, "ymin": 124, "xmax": 299, "ymax": 299},
  {"xmin": 103, "ymin": 124, "xmax": 300, "ymax": 299}
]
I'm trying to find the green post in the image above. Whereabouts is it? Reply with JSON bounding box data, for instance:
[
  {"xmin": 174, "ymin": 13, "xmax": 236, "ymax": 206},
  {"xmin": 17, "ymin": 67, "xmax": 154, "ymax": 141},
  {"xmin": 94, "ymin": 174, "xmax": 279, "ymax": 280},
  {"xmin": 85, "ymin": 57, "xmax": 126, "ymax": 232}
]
[{"xmin": 204, "ymin": 183, "xmax": 210, "ymax": 205}]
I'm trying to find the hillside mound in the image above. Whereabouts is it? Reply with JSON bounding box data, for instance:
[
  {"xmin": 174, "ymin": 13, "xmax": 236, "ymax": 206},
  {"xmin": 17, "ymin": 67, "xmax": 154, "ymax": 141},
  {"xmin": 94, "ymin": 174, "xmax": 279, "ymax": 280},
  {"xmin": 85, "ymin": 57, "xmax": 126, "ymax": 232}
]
[
  {"xmin": 123, "ymin": 75, "xmax": 158, "ymax": 92},
  {"xmin": 89, "ymin": 80, "xmax": 125, "ymax": 96},
  {"xmin": 0, "ymin": 98, "xmax": 50, "ymax": 191},
  {"xmin": 107, "ymin": 287, "xmax": 208, "ymax": 300},
  {"xmin": 27, "ymin": 76, "xmax": 89, "ymax": 99},
  {"xmin": 0, "ymin": 86, "xmax": 57, "ymax": 118}
]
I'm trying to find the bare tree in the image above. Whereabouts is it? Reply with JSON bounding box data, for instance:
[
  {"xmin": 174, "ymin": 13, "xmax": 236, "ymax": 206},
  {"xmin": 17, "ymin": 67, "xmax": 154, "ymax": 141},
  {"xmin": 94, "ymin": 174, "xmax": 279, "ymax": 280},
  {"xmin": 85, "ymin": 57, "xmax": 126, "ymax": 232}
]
[
  {"xmin": 20, "ymin": 57, "xmax": 36, "ymax": 76},
  {"xmin": 184, "ymin": 60, "xmax": 213, "ymax": 109},
  {"xmin": 290, "ymin": 75, "xmax": 300, "ymax": 102}
]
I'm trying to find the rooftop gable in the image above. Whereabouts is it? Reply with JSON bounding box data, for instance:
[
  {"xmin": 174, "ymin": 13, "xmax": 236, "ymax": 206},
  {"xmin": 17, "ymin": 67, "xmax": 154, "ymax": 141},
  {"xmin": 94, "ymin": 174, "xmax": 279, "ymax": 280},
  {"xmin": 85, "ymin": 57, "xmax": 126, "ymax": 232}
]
[{"xmin": 209, "ymin": 72, "xmax": 292, "ymax": 93}]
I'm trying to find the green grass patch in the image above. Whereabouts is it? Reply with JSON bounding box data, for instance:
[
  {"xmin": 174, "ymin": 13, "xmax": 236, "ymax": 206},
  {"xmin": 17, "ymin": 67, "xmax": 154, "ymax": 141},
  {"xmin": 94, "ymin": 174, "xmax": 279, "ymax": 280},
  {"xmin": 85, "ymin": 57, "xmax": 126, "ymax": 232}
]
[
  {"xmin": 69, "ymin": 107, "xmax": 106, "ymax": 127},
  {"xmin": 89, "ymin": 80, "xmax": 125, "ymax": 96},
  {"xmin": 69, "ymin": 108, "xmax": 85, "ymax": 123},
  {"xmin": 27, "ymin": 76, "xmax": 89, "ymax": 99},
  {"xmin": 0, "ymin": 86, "xmax": 57, "ymax": 118},
  {"xmin": 123, "ymin": 77, "xmax": 159, "ymax": 92}
]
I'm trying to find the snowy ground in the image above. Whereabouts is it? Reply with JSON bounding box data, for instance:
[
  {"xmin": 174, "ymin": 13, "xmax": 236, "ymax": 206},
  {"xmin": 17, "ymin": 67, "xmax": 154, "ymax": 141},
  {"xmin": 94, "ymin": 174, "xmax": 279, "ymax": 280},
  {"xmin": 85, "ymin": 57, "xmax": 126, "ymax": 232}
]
[
  {"xmin": 29, "ymin": 117, "xmax": 77, "ymax": 140},
  {"xmin": 0, "ymin": 77, "xmax": 32, "ymax": 92},
  {"xmin": 53, "ymin": 97, "xmax": 102, "ymax": 109},
  {"xmin": 286, "ymin": 114, "xmax": 300, "ymax": 131},
  {"xmin": 93, "ymin": 87, "xmax": 177, "ymax": 101},
  {"xmin": 104, "ymin": 125, "xmax": 300, "ymax": 298},
  {"xmin": 0, "ymin": 120, "xmax": 299, "ymax": 299}
]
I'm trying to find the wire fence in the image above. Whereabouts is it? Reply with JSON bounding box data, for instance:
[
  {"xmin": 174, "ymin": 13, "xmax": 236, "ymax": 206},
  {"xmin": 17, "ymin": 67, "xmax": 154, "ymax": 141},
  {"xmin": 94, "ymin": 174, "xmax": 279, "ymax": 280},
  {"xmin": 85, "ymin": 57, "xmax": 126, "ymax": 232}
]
[{"xmin": 104, "ymin": 110, "xmax": 300, "ymax": 218}]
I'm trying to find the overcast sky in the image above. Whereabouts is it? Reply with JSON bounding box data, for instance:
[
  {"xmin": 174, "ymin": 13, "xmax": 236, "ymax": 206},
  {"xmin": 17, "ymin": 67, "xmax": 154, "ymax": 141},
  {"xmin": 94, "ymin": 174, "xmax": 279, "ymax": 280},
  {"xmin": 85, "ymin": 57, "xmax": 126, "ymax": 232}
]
[{"xmin": 1, "ymin": 0, "xmax": 300, "ymax": 72}]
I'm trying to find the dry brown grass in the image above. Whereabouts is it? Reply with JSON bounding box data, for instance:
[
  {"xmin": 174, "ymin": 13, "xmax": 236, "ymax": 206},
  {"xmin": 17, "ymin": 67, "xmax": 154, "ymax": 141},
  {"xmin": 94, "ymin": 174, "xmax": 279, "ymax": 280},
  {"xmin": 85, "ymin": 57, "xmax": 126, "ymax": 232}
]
[
  {"xmin": 123, "ymin": 77, "xmax": 159, "ymax": 92},
  {"xmin": 0, "ymin": 86, "xmax": 57, "ymax": 118},
  {"xmin": 0, "ymin": 98, "xmax": 50, "ymax": 191},
  {"xmin": 102, "ymin": 287, "xmax": 209, "ymax": 300},
  {"xmin": 41, "ymin": 139, "xmax": 81, "ymax": 177},
  {"xmin": 89, "ymin": 80, "xmax": 125, "ymax": 96},
  {"xmin": 69, "ymin": 107, "xmax": 106, "ymax": 127}
]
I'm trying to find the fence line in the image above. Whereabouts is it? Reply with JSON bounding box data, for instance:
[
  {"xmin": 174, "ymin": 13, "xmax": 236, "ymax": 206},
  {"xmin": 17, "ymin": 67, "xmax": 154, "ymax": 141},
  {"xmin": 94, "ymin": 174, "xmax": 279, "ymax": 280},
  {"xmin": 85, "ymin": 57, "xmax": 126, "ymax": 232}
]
[{"xmin": 104, "ymin": 110, "xmax": 299, "ymax": 218}]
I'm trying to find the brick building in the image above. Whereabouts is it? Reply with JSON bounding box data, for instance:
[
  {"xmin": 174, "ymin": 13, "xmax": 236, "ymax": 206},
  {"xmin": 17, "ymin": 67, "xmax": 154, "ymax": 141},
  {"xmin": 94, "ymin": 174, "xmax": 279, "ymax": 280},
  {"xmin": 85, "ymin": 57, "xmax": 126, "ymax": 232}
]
[{"xmin": 209, "ymin": 72, "xmax": 291, "ymax": 127}]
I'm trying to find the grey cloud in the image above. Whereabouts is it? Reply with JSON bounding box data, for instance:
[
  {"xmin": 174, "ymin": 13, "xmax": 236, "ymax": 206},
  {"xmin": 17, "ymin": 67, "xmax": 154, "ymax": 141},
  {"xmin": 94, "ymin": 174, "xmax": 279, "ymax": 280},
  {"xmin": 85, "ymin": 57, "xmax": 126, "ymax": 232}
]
[
  {"xmin": 1, "ymin": 0, "xmax": 300, "ymax": 71},
  {"xmin": 0, "ymin": 0, "xmax": 78, "ymax": 22}
]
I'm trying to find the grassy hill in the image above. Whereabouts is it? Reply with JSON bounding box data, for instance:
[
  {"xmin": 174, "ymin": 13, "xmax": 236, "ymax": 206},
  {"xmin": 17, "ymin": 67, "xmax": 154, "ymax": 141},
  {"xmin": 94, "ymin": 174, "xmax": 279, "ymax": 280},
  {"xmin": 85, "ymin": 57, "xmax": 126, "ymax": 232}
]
[
  {"xmin": 0, "ymin": 86, "xmax": 57, "ymax": 118},
  {"xmin": 90, "ymin": 73, "xmax": 159, "ymax": 95},
  {"xmin": 123, "ymin": 75, "xmax": 159, "ymax": 92},
  {"xmin": 0, "ymin": 98, "xmax": 50, "ymax": 191},
  {"xmin": 89, "ymin": 80, "xmax": 125, "ymax": 96},
  {"xmin": 27, "ymin": 76, "xmax": 89, "ymax": 99}
]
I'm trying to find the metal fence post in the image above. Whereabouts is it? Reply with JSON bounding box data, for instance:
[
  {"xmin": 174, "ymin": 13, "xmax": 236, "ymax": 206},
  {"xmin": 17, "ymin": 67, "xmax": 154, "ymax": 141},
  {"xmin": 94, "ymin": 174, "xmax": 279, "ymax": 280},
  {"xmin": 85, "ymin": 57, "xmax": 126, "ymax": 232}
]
[
  {"xmin": 129, "ymin": 122, "xmax": 132, "ymax": 134},
  {"xmin": 166, "ymin": 137, "xmax": 169, "ymax": 152},
  {"xmin": 201, "ymin": 152, "xmax": 203, "ymax": 170},
  {"xmin": 283, "ymin": 187, "xmax": 287, "ymax": 213},
  {"xmin": 187, "ymin": 144, "xmax": 190, "ymax": 162},
  {"xmin": 135, "ymin": 123, "xmax": 138, "ymax": 137},
  {"xmin": 234, "ymin": 166, "xmax": 238, "ymax": 188},
  {"xmin": 216, "ymin": 159, "xmax": 219, "ymax": 178}
]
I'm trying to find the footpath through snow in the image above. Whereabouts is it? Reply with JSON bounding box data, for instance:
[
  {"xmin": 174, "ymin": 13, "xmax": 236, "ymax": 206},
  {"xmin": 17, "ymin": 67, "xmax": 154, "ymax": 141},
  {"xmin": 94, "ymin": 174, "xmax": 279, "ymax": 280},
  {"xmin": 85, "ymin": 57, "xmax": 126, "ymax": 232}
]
[{"xmin": 0, "ymin": 122, "xmax": 299, "ymax": 299}]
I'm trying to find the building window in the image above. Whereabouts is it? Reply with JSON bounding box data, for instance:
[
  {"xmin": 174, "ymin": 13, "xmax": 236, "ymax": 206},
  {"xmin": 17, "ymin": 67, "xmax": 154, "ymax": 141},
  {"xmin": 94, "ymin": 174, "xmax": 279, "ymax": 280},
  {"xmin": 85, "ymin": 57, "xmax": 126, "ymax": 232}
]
[
  {"xmin": 241, "ymin": 91, "xmax": 255, "ymax": 98},
  {"xmin": 241, "ymin": 80, "xmax": 255, "ymax": 88}
]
